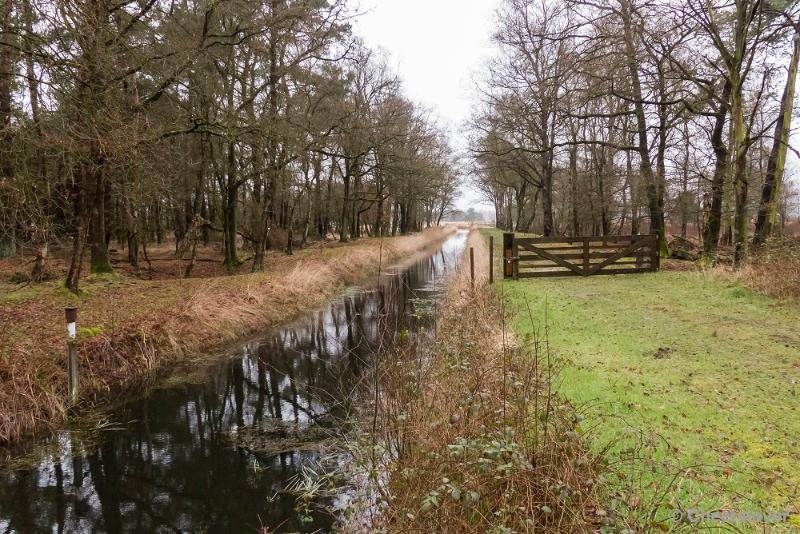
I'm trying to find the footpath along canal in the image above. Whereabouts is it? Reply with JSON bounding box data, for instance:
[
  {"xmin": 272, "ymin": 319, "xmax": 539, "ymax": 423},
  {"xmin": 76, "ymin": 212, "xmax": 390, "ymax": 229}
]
[{"xmin": 0, "ymin": 230, "xmax": 468, "ymax": 533}]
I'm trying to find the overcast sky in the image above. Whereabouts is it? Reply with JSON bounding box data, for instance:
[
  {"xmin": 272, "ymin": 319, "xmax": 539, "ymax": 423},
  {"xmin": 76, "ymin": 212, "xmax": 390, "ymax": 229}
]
[
  {"xmin": 353, "ymin": 0, "xmax": 799, "ymax": 214},
  {"xmin": 353, "ymin": 0, "xmax": 500, "ymax": 211}
]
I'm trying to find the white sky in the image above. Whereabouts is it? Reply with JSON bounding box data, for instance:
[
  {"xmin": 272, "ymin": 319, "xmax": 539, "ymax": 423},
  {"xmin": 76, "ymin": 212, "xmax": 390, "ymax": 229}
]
[
  {"xmin": 353, "ymin": 0, "xmax": 500, "ymax": 211},
  {"xmin": 354, "ymin": 1, "xmax": 799, "ymax": 215}
]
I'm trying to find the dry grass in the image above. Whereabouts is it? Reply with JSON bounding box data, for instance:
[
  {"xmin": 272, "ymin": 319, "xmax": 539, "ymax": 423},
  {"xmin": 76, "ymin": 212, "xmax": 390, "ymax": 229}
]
[
  {"xmin": 165, "ymin": 226, "xmax": 455, "ymax": 354},
  {"xmin": 657, "ymin": 237, "xmax": 800, "ymax": 300},
  {"xmin": 716, "ymin": 240, "xmax": 800, "ymax": 301},
  {"xmin": 352, "ymin": 231, "xmax": 600, "ymax": 532},
  {"xmin": 0, "ymin": 227, "xmax": 456, "ymax": 447}
]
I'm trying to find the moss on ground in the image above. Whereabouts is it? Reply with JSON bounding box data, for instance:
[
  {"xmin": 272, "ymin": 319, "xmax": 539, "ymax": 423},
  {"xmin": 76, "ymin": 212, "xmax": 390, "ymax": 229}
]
[{"xmin": 483, "ymin": 228, "xmax": 800, "ymax": 530}]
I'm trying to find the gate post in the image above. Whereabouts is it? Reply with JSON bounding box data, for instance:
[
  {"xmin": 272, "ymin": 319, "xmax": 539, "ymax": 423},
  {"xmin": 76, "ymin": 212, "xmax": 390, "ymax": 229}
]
[
  {"xmin": 582, "ymin": 237, "xmax": 590, "ymax": 276},
  {"xmin": 489, "ymin": 236, "xmax": 494, "ymax": 284},
  {"xmin": 503, "ymin": 232, "xmax": 514, "ymax": 279},
  {"xmin": 651, "ymin": 234, "xmax": 660, "ymax": 272}
]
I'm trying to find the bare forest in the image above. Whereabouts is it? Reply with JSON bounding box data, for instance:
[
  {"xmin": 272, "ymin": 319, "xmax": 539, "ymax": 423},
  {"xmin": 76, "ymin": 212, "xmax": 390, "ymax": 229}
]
[
  {"xmin": 471, "ymin": 0, "xmax": 800, "ymax": 263},
  {"xmin": 0, "ymin": 0, "xmax": 458, "ymax": 291}
]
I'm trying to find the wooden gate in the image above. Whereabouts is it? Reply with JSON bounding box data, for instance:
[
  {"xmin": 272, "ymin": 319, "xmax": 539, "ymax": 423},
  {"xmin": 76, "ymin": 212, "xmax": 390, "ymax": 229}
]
[{"xmin": 503, "ymin": 234, "xmax": 659, "ymax": 279}]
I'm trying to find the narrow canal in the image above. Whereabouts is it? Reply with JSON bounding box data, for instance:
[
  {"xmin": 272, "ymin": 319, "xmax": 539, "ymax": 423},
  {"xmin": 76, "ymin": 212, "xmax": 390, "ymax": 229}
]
[{"xmin": 0, "ymin": 230, "xmax": 468, "ymax": 533}]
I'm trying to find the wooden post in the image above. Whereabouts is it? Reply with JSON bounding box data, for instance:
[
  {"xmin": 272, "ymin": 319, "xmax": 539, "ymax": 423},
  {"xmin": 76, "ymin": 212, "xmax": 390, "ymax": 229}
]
[
  {"xmin": 65, "ymin": 307, "xmax": 78, "ymax": 406},
  {"xmin": 582, "ymin": 237, "xmax": 590, "ymax": 276},
  {"xmin": 503, "ymin": 232, "xmax": 514, "ymax": 279},
  {"xmin": 512, "ymin": 237, "xmax": 519, "ymax": 280},
  {"xmin": 636, "ymin": 235, "xmax": 645, "ymax": 268},
  {"xmin": 489, "ymin": 236, "xmax": 494, "ymax": 284},
  {"xmin": 651, "ymin": 234, "xmax": 660, "ymax": 272},
  {"xmin": 470, "ymin": 247, "xmax": 475, "ymax": 289}
]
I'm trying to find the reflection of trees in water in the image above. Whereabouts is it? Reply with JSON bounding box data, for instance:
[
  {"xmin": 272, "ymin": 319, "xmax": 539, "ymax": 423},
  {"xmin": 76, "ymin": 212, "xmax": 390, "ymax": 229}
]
[{"xmin": 0, "ymin": 232, "xmax": 468, "ymax": 533}]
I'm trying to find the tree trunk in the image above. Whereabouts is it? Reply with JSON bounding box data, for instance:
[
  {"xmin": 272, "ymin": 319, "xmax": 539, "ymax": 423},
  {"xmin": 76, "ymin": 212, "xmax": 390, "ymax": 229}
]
[
  {"xmin": 391, "ymin": 200, "xmax": 399, "ymax": 236},
  {"xmin": 0, "ymin": 0, "xmax": 14, "ymax": 180},
  {"xmin": 680, "ymin": 120, "xmax": 690, "ymax": 239},
  {"xmin": 754, "ymin": 31, "xmax": 799, "ymax": 246},
  {"xmin": 731, "ymin": 73, "xmax": 750, "ymax": 266},
  {"xmin": 90, "ymin": 167, "xmax": 113, "ymax": 273},
  {"xmin": 31, "ymin": 243, "xmax": 48, "ymax": 282},
  {"xmin": 350, "ymin": 171, "xmax": 361, "ymax": 239},
  {"xmin": 323, "ymin": 160, "xmax": 334, "ymax": 237},
  {"xmin": 23, "ymin": 0, "xmax": 51, "ymax": 279},
  {"xmin": 703, "ymin": 80, "xmax": 732, "ymax": 259},
  {"xmin": 340, "ymin": 160, "xmax": 351, "ymax": 242},
  {"xmin": 597, "ymin": 149, "xmax": 610, "ymax": 236},
  {"xmin": 569, "ymin": 143, "xmax": 580, "ymax": 236},
  {"xmin": 620, "ymin": 0, "xmax": 666, "ymax": 254},
  {"xmin": 224, "ymin": 184, "xmax": 240, "ymax": 267},
  {"xmin": 540, "ymin": 108, "xmax": 555, "ymax": 236},
  {"xmin": 223, "ymin": 141, "xmax": 242, "ymax": 268},
  {"xmin": 66, "ymin": 178, "xmax": 88, "ymax": 293}
]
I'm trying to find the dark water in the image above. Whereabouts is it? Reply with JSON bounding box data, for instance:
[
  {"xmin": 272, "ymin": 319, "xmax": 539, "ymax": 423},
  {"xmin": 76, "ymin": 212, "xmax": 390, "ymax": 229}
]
[{"xmin": 0, "ymin": 231, "xmax": 467, "ymax": 533}]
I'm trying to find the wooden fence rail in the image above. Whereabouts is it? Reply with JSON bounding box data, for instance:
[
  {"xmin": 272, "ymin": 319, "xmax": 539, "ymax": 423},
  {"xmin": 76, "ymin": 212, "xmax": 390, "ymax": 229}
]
[{"xmin": 503, "ymin": 234, "xmax": 659, "ymax": 279}]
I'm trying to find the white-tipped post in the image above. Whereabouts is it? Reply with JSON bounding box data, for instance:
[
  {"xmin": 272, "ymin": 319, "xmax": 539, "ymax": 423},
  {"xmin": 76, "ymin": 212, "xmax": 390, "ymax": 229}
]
[{"xmin": 65, "ymin": 307, "xmax": 78, "ymax": 405}]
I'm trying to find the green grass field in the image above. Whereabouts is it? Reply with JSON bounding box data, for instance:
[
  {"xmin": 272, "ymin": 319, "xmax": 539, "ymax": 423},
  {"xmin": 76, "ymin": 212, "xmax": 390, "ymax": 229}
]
[{"xmin": 483, "ymin": 229, "xmax": 800, "ymax": 530}]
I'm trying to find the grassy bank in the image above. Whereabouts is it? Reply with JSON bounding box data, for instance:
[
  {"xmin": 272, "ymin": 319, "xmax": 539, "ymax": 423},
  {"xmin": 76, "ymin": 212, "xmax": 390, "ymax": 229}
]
[
  {"xmin": 483, "ymin": 228, "xmax": 800, "ymax": 530},
  {"xmin": 355, "ymin": 230, "xmax": 598, "ymax": 533},
  {"xmin": 0, "ymin": 227, "xmax": 455, "ymax": 446}
]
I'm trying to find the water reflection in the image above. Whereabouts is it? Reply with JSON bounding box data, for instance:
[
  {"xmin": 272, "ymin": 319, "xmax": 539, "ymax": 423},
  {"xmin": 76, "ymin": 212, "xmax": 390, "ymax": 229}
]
[{"xmin": 0, "ymin": 231, "xmax": 467, "ymax": 533}]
